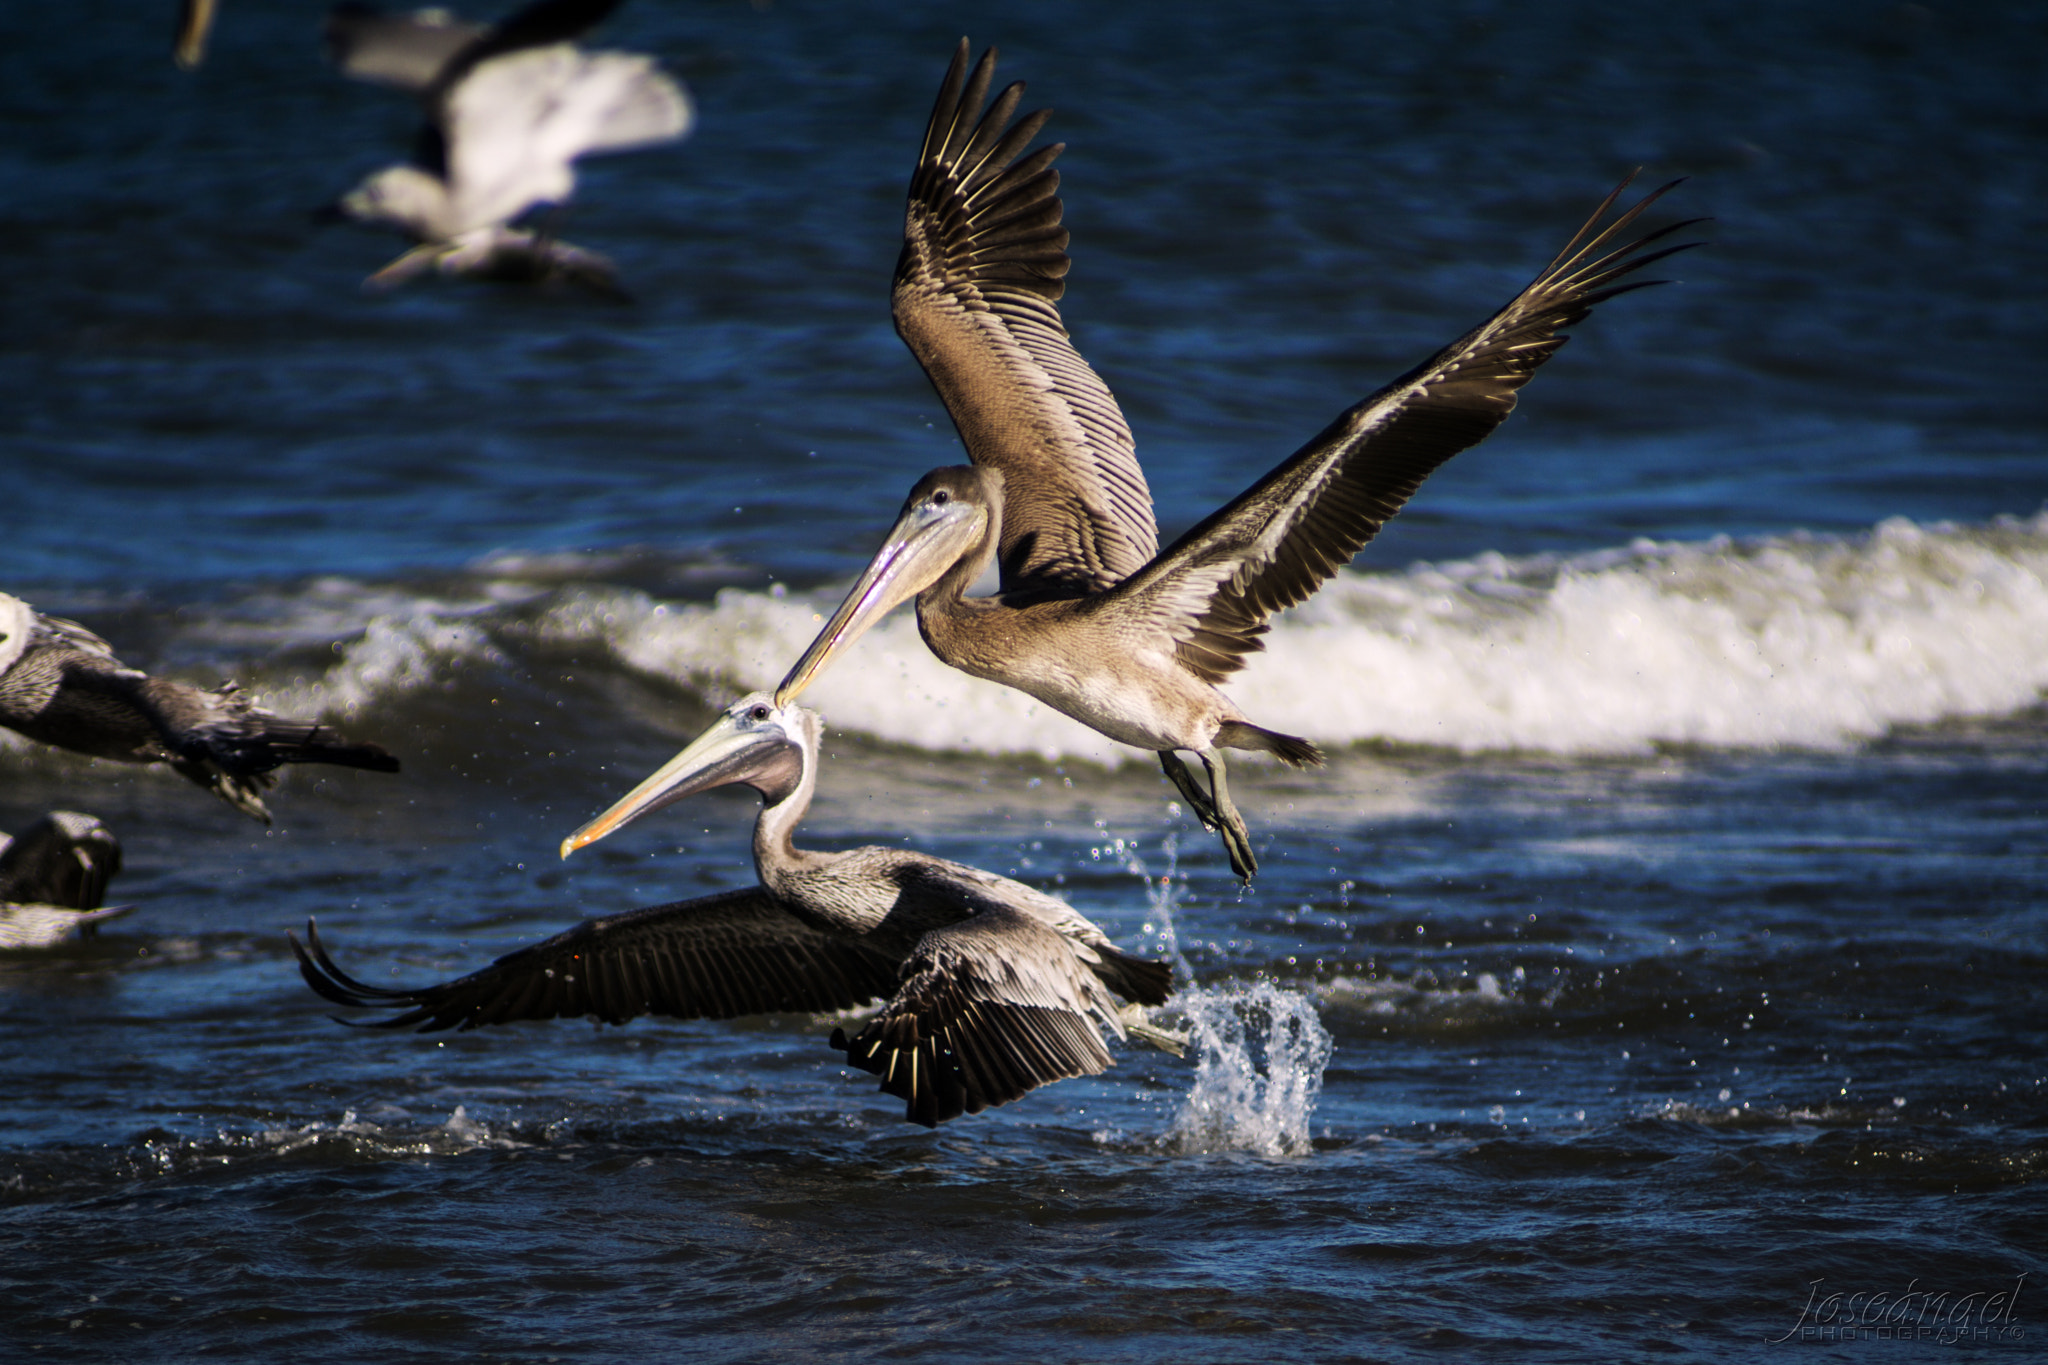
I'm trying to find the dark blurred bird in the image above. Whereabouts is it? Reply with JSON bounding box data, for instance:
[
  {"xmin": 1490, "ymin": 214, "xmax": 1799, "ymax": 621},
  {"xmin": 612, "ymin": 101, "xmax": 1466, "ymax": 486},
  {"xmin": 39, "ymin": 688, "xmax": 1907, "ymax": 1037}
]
[
  {"xmin": 324, "ymin": 0, "xmax": 692, "ymax": 295},
  {"xmin": 0, "ymin": 592, "xmax": 400, "ymax": 824},
  {"xmin": 0, "ymin": 811, "xmax": 135, "ymax": 950},
  {"xmin": 298, "ymin": 692, "xmax": 1180, "ymax": 1127}
]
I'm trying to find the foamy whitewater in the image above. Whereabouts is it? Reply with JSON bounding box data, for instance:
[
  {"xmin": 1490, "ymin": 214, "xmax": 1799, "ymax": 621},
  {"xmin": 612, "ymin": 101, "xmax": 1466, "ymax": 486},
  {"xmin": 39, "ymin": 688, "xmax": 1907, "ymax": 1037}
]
[{"xmin": 215, "ymin": 511, "xmax": 2048, "ymax": 763}]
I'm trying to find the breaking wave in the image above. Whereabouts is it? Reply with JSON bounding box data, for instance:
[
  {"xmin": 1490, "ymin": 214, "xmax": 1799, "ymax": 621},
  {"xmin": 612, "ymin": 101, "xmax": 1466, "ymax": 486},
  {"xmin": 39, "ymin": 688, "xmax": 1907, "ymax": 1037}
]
[{"xmin": 11, "ymin": 513, "xmax": 2046, "ymax": 763}]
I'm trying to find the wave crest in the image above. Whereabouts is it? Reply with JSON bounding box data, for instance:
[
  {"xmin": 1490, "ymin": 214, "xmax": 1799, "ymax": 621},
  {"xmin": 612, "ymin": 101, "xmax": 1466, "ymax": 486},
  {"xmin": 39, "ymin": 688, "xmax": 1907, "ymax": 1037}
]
[{"xmin": 32, "ymin": 513, "xmax": 2045, "ymax": 764}]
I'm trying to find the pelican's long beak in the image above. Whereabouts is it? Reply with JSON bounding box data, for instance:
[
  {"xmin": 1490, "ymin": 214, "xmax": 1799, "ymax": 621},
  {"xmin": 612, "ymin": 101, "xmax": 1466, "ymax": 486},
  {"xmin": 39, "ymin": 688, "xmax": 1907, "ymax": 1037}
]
[
  {"xmin": 560, "ymin": 714, "xmax": 781, "ymax": 859},
  {"xmin": 774, "ymin": 499, "xmax": 984, "ymax": 706}
]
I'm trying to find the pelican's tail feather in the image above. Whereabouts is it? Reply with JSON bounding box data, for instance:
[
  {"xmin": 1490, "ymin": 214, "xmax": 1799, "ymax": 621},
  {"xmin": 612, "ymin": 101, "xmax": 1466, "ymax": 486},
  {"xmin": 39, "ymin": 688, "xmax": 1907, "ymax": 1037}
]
[
  {"xmin": 1215, "ymin": 721, "xmax": 1324, "ymax": 769},
  {"xmin": 238, "ymin": 717, "xmax": 403, "ymax": 774},
  {"xmin": 1091, "ymin": 944, "xmax": 1173, "ymax": 1008}
]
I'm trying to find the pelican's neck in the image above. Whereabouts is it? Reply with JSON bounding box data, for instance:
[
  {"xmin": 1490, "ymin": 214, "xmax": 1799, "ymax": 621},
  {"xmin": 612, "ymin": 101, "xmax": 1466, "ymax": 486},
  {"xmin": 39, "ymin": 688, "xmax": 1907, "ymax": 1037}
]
[
  {"xmin": 752, "ymin": 727, "xmax": 823, "ymax": 892},
  {"xmin": 912, "ymin": 476, "xmax": 1008, "ymax": 666}
]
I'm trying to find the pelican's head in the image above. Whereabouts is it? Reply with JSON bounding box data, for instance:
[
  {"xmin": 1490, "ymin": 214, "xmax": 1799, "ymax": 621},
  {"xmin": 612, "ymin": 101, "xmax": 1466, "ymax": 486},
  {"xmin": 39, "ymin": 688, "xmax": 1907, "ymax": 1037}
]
[
  {"xmin": 339, "ymin": 165, "xmax": 455, "ymax": 238},
  {"xmin": 774, "ymin": 466, "xmax": 997, "ymax": 706},
  {"xmin": 559, "ymin": 692, "xmax": 816, "ymax": 858}
]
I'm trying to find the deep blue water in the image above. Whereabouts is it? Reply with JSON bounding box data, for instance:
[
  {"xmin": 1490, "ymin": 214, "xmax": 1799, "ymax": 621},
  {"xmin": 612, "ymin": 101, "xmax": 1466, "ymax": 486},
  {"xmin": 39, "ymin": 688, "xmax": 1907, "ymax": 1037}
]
[{"xmin": 3, "ymin": 1, "xmax": 2045, "ymax": 1361}]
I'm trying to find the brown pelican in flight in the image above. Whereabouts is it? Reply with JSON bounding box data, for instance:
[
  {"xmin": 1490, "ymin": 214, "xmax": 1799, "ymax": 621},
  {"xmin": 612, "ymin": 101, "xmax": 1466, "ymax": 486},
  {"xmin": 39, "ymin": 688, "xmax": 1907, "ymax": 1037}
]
[
  {"xmin": 295, "ymin": 692, "xmax": 1177, "ymax": 1127},
  {"xmin": 0, "ymin": 592, "xmax": 400, "ymax": 823},
  {"xmin": 0, "ymin": 811, "xmax": 134, "ymax": 950},
  {"xmin": 324, "ymin": 0, "xmax": 691, "ymax": 295},
  {"xmin": 774, "ymin": 42, "xmax": 1701, "ymax": 880}
]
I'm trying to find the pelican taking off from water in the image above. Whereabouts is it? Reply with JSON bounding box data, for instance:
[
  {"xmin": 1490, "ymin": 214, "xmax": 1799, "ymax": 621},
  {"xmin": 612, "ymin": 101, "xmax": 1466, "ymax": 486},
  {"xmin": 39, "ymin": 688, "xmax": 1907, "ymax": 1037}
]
[
  {"xmin": 296, "ymin": 693, "xmax": 1177, "ymax": 1128},
  {"xmin": 774, "ymin": 42, "xmax": 1700, "ymax": 879},
  {"xmin": 0, "ymin": 811, "xmax": 135, "ymax": 950},
  {"xmin": 0, "ymin": 592, "xmax": 400, "ymax": 823},
  {"xmin": 325, "ymin": 0, "xmax": 691, "ymax": 295}
]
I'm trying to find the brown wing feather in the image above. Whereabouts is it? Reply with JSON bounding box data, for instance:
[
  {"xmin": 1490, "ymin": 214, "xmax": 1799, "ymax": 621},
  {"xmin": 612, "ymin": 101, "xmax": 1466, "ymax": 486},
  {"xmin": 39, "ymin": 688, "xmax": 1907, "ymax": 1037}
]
[
  {"xmin": 1118, "ymin": 177, "xmax": 1703, "ymax": 683},
  {"xmin": 292, "ymin": 897, "xmax": 900, "ymax": 1032},
  {"xmin": 893, "ymin": 40, "xmax": 1157, "ymax": 597},
  {"xmin": 828, "ymin": 902, "xmax": 1118, "ymax": 1127}
]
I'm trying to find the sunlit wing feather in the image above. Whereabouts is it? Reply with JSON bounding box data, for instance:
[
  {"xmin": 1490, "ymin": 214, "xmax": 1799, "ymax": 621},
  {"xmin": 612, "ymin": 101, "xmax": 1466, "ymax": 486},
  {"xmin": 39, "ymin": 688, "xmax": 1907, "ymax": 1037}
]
[
  {"xmin": 445, "ymin": 46, "xmax": 689, "ymax": 231},
  {"xmin": 293, "ymin": 901, "xmax": 901, "ymax": 1032},
  {"xmin": 893, "ymin": 40, "xmax": 1157, "ymax": 598},
  {"xmin": 1118, "ymin": 179, "xmax": 1703, "ymax": 682},
  {"xmin": 830, "ymin": 901, "xmax": 1120, "ymax": 1127},
  {"xmin": 430, "ymin": 0, "xmax": 626, "ymax": 96}
]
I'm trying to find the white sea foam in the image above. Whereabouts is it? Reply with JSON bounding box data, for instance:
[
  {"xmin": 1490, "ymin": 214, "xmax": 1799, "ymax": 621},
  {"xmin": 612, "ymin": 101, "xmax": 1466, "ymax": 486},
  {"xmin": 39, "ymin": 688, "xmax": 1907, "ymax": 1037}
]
[
  {"xmin": 521, "ymin": 511, "xmax": 2048, "ymax": 760},
  {"xmin": 59, "ymin": 512, "xmax": 2045, "ymax": 763}
]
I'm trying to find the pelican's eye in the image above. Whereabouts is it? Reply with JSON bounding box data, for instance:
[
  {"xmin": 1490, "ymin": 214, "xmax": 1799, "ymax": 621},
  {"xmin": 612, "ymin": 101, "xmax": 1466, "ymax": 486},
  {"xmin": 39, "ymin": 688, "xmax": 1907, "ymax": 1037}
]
[
  {"xmin": 749, "ymin": 704, "xmax": 771, "ymax": 722},
  {"xmin": 931, "ymin": 489, "xmax": 950, "ymax": 506}
]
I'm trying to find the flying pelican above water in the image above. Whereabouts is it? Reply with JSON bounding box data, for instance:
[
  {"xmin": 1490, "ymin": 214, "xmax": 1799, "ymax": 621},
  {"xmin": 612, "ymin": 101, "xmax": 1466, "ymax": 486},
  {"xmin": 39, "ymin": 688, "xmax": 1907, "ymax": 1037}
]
[
  {"xmin": 0, "ymin": 811, "xmax": 135, "ymax": 950},
  {"xmin": 324, "ymin": 0, "xmax": 691, "ymax": 295},
  {"xmin": 774, "ymin": 41, "xmax": 1701, "ymax": 880},
  {"xmin": 296, "ymin": 692, "xmax": 1178, "ymax": 1128},
  {"xmin": 0, "ymin": 592, "xmax": 400, "ymax": 823}
]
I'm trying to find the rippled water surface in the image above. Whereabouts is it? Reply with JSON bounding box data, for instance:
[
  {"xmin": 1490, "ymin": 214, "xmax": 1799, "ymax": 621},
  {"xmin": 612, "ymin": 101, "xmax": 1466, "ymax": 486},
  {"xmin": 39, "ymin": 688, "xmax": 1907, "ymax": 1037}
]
[{"xmin": 3, "ymin": 1, "xmax": 2045, "ymax": 1360}]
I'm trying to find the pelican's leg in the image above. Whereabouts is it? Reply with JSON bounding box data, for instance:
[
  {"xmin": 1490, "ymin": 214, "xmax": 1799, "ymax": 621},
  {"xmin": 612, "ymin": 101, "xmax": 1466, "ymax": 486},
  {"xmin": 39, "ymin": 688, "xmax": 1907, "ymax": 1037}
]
[
  {"xmin": 1197, "ymin": 748, "xmax": 1258, "ymax": 881},
  {"xmin": 1117, "ymin": 1003, "xmax": 1189, "ymax": 1057},
  {"xmin": 1158, "ymin": 751, "xmax": 1220, "ymax": 829},
  {"xmin": 363, "ymin": 244, "xmax": 446, "ymax": 292}
]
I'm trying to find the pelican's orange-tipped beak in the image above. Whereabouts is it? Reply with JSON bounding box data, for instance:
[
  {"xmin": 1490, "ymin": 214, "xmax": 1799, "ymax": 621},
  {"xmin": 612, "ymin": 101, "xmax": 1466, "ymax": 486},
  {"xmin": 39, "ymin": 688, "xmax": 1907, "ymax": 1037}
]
[
  {"xmin": 560, "ymin": 703, "xmax": 796, "ymax": 858},
  {"xmin": 774, "ymin": 497, "xmax": 985, "ymax": 706}
]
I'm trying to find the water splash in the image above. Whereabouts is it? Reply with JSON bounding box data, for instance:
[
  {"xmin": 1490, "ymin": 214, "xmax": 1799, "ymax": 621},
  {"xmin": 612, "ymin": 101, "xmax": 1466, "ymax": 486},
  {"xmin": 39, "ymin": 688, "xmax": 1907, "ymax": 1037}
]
[
  {"xmin": 1164, "ymin": 980, "xmax": 1334, "ymax": 1158},
  {"xmin": 1121, "ymin": 830, "xmax": 1191, "ymax": 978},
  {"xmin": 1116, "ymin": 836, "xmax": 1333, "ymax": 1156}
]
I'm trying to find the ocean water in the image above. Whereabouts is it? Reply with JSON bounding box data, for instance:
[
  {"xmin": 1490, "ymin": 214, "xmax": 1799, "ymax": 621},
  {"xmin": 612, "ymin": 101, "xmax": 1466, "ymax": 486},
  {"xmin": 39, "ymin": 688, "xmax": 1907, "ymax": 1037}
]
[{"xmin": 3, "ymin": 1, "xmax": 2044, "ymax": 1360}]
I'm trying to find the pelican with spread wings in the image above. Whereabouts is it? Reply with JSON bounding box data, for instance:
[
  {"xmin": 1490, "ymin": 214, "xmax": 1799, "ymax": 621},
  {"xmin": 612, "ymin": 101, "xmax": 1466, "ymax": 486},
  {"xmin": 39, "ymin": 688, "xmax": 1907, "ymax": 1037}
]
[
  {"xmin": 775, "ymin": 41, "xmax": 1700, "ymax": 879},
  {"xmin": 0, "ymin": 593, "xmax": 399, "ymax": 823},
  {"xmin": 297, "ymin": 693, "xmax": 1178, "ymax": 1128},
  {"xmin": 325, "ymin": 0, "xmax": 691, "ymax": 295}
]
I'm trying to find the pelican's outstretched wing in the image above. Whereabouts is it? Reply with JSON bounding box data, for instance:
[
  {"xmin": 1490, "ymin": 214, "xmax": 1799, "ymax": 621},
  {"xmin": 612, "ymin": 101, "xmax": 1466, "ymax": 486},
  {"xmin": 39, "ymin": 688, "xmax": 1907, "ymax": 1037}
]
[
  {"xmin": 1115, "ymin": 179, "xmax": 1703, "ymax": 683},
  {"xmin": 324, "ymin": 0, "xmax": 621, "ymax": 93},
  {"xmin": 444, "ymin": 45, "xmax": 689, "ymax": 228},
  {"xmin": 894, "ymin": 41, "xmax": 1157, "ymax": 598},
  {"xmin": 293, "ymin": 899, "xmax": 901, "ymax": 1031},
  {"xmin": 830, "ymin": 901, "xmax": 1126, "ymax": 1127},
  {"xmin": 431, "ymin": 0, "xmax": 625, "ymax": 92},
  {"xmin": 325, "ymin": 3, "xmax": 490, "ymax": 90}
]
